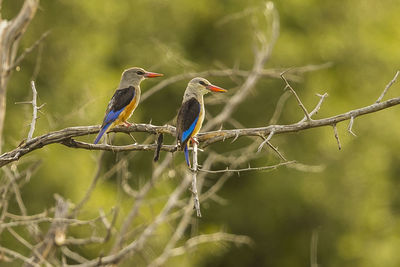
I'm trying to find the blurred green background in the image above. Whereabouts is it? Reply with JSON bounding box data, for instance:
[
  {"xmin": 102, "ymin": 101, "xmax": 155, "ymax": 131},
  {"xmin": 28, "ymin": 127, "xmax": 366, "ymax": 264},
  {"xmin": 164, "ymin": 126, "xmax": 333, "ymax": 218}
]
[{"xmin": 2, "ymin": 0, "xmax": 400, "ymax": 266}]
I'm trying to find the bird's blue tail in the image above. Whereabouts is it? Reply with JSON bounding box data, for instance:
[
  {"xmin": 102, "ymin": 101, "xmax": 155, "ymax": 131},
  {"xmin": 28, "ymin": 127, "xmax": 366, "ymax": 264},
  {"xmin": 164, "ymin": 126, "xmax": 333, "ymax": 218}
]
[
  {"xmin": 184, "ymin": 144, "xmax": 191, "ymax": 167},
  {"xmin": 94, "ymin": 123, "xmax": 111, "ymax": 144}
]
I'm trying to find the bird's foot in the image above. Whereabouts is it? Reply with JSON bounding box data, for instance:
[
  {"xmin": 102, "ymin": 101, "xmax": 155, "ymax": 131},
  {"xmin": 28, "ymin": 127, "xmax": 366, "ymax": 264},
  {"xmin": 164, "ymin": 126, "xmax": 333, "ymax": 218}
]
[
  {"xmin": 123, "ymin": 121, "xmax": 133, "ymax": 127},
  {"xmin": 190, "ymin": 137, "xmax": 199, "ymax": 145}
]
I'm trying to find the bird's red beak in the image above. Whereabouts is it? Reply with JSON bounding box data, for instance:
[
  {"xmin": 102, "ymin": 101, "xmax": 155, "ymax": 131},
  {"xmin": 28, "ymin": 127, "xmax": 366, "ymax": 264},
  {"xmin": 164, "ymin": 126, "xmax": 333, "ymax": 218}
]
[
  {"xmin": 144, "ymin": 71, "xmax": 164, "ymax": 78},
  {"xmin": 206, "ymin": 84, "xmax": 228, "ymax": 93}
]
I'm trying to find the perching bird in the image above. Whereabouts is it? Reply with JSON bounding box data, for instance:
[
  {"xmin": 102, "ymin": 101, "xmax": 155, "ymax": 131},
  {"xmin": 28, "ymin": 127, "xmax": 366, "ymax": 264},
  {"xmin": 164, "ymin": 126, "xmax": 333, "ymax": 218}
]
[
  {"xmin": 94, "ymin": 67, "xmax": 163, "ymax": 144},
  {"xmin": 176, "ymin": 77, "xmax": 227, "ymax": 167}
]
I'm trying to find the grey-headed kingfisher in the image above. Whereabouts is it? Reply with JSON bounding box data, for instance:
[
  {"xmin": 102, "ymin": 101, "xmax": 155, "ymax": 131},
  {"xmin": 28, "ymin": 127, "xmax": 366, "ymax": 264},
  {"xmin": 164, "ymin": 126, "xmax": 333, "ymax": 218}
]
[
  {"xmin": 176, "ymin": 77, "xmax": 227, "ymax": 167},
  {"xmin": 94, "ymin": 67, "xmax": 163, "ymax": 144}
]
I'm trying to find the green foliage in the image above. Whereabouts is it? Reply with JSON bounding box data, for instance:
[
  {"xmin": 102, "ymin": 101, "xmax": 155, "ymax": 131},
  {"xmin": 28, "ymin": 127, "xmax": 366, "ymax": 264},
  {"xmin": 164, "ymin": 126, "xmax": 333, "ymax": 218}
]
[{"xmin": 2, "ymin": 0, "xmax": 400, "ymax": 266}]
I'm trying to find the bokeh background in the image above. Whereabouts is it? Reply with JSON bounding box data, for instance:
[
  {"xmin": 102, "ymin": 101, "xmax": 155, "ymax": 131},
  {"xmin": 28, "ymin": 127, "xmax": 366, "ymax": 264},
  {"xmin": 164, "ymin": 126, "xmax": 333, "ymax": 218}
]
[{"xmin": 2, "ymin": 0, "xmax": 400, "ymax": 266}]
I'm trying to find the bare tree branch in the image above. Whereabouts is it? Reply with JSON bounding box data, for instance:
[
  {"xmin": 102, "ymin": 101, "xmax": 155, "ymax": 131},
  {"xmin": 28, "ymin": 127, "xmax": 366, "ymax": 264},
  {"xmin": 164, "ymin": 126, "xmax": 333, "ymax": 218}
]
[
  {"xmin": 0, "ymin": 246, "xmax": 40, "ymax": 267},
  {"xmin": 1, "ymin": 92, "xmax": 400, "ymax": 167},
  {"xmin": 199, "ymin": 96, "xmax": 400, "ymax": 147},
  {"xmin": 0, "ymin": 0, "xmax": 40, "ymax": 153}
]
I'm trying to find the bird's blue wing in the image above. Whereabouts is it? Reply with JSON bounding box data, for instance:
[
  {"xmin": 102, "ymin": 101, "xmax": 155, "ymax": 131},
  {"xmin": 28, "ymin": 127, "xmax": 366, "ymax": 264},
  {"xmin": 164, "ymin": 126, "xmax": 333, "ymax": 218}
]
[
  {"xmin": 94, "ymin": 86, "xmax": 135, "ymax": 144},
  {"xmin": 103, "ymin": 109, "xmax": 123, "ymax": 125},
  {"xmin": 181, "ymin": 116, "xmax": 199, "ymax": 143},
  {"xmin": 176, "ymin": 97, "xmax": 201, "ymax": 146},
  {"xmin": 101, "ymin": 86, "xmax": 135, "ymax": 126}
]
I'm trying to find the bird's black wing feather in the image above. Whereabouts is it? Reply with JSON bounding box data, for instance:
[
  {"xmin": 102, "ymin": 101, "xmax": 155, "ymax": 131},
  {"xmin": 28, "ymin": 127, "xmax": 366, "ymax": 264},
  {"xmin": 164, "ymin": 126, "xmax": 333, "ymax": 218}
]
[
  {"xmin": 176, "ymin": 97, "xmax": 201, "ymax": 148},
  {"xmin": 102, "ymin": 86, "xmax": 135, "ymax": 126}
]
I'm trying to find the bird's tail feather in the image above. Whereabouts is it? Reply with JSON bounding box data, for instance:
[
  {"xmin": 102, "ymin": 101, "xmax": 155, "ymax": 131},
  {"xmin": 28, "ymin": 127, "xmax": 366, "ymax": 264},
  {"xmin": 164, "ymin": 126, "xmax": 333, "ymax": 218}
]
[
  {"xmin": 94, "ymin": 123, "xmax": 111, "ymax": 144},
  {"xmin": 184, "ymin": 144, "xmax": 191, "ymax": 167}
]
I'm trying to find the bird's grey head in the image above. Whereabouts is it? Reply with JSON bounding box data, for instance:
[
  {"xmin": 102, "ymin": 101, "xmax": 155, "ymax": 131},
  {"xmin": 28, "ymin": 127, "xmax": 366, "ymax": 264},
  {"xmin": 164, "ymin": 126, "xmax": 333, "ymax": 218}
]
[
  {"xmin": 185, "ymin": 77, "xmax": 227, "ymax": 98},
  {"xmin": 119, "ymin": 67, "xmax": 163, "ymax": 88}
]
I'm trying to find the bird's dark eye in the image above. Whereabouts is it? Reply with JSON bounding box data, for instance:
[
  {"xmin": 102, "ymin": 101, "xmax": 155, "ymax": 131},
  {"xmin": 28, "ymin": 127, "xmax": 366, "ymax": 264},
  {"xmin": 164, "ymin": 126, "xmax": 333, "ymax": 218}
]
[
  {"xmin": 199, "ymin": 81, "xmax": 206, "ymax": 86},
  {"xmin": 137, "ymin": 71, "xmax": 145, "ymax": 75}
]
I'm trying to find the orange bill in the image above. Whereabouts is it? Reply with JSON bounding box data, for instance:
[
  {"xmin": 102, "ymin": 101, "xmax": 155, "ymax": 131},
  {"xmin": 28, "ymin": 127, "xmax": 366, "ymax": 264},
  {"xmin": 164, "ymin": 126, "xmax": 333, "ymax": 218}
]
[
  {"xmin": 144, "ymin": 71, "xmax": 164, "ymax": 78},
  {"xmin": 206, "ymin": 84, "xmax": 228, "ymax": 92}
]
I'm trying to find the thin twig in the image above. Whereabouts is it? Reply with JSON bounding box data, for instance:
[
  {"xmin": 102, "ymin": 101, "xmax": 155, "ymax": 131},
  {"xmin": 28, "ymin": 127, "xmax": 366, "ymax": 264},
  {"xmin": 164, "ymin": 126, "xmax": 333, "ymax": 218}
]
[
  {"xmin": 8, "ymin": 31, "xmax": 51, "ymax": 72},
  {"xmin": 300, "ymin": 93, "xmax": 328, "ymax": 123},
  {"xmin": 257, "ymin": 131, "xmax": 274, "ymax": 153},
  {"xmin": 376, "ymin": 70, "xmax": 399, "ymax": 103},
  {"xmin": 347, "ymin": 116, "xmax": 357, "ymax": 137},
  {"xmin": 0, "ymin": 217, "xmax": 94, "ymax": 228},
  {"xmin": 281, "ymin": 71, "xmax": 311, "ymax": 121},
  {"xmin": 199, "ymin": 161, "xmax": 294, "ymax": 174},
  {"xmin": 265, "ymin": 139, "xmax": 287, "ymax": 161},
  {"xmin": 191, "ymin": 138, "xmax": 201, "ymax": 217},
  {"xmin": 6, "ymin": 227, "xmax": 50, "ymax": 266},
  {"xmin": 332, "ymin": 124, "xmax": 341, "ymax": 150},
  {"xmin": 0, "ymin": 246, "xmax": 40, "ymax": 267},
  {"xmin": 27, "ymin": 81, "xmax": 40, "ymax": 140}
]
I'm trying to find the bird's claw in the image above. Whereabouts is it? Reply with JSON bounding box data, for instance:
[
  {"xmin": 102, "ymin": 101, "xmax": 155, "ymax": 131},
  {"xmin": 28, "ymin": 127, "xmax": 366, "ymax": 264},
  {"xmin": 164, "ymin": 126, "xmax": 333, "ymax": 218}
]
[
  {"xmin": 190, "ymin": 137, "xmax": 199, "ymax": 145},
  {"xmin": 123, "ymin": 121, "xmax": 133, "ymax": 127}
]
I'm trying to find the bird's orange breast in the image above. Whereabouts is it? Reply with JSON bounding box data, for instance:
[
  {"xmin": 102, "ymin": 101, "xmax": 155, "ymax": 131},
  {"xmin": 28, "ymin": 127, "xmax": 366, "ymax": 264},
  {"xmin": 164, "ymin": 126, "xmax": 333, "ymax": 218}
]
[{"xmin": 114, "ymin": 94, "xmax": 139, "ymax": 125}]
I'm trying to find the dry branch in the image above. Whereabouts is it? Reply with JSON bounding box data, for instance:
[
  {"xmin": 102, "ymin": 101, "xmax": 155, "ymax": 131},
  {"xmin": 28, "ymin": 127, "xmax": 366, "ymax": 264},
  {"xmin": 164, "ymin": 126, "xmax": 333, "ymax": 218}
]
[
  {"xmin": 1, "ymin": 93, "xmax": 400, "ymax": 167},
  {"xmin": 0, "ymin": 0, "xmax": 40, "ymax": 153},
  {"xmin": 167, "ymin": 232, "xmax": 253, "ymax": 256},
  {"xmin": 141, "ymin": 63, "xmax": 331, "ymax": 103},
  {"xmin": 111, "ymin": 153, "xmax": 174, "ymax": 253},
  {"xmin": 68, "ymin": 173, "xmax": 192, "ymax": 267},
  {"xmin": 200, "ymin": 95, "xmax": 400, "ymax": 146},
  {"xmin": 23, "ymin": 195, "xmax": 69, "ymax": 267}
]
